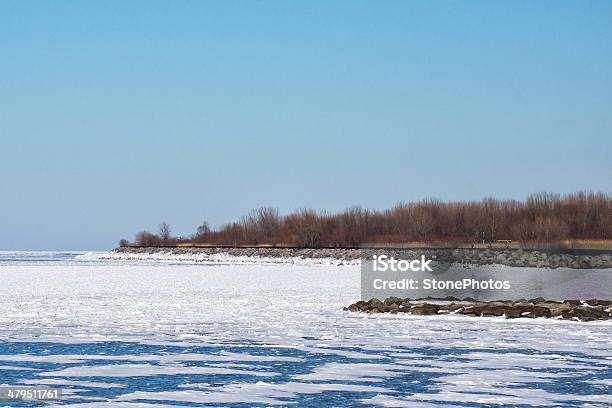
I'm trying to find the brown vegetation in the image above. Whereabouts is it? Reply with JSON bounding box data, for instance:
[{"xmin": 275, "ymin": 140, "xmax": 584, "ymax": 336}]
[
  {"xmin": 130, "ymin": 222, "xmax": 177, "ymax": 247},
  {"xmin": 125, "ymin": 192, "xmax": 612, "ymax": 248}
]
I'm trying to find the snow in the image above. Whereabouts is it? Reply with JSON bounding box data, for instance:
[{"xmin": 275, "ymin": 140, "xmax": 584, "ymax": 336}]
[
  {"xmin": 292, "ymin": 362, "xmax": 409, "ymax": 382},
  {"xmin": 0, "ymin": 352, "xmax": 303, "ymax": 364},
  {"xmin": 18, "ymin": 379, "xmax": 127, "ymax": 389},
  {"xmin": 113, "ymin": 382, "xmax": 389, "ymax": 405},
  {"xmin": 78, "ymin": 249, "xmax": 360, "ymax": 266},
  {"xmin": 0, "ymin": 251, "xmax": 610, "ymax": 406},
  {"xmin": 39, "ymin": 363, "xmax": 279, "ymax": 378}
]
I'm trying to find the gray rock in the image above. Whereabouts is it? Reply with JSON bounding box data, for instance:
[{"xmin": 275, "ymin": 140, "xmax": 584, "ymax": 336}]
[{"xmin": 410, "ymin": 304, "xmax": 440, "ymax": 315}]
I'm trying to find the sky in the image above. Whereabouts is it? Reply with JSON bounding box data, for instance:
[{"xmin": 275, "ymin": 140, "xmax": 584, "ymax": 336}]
[{"xmin": 1, "ymin": 1, "xmax": 611, "ymax": 250}]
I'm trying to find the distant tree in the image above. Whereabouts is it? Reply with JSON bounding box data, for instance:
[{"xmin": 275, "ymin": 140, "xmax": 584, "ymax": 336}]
[
  {"xmin": 118, "ymin": 239, "xmax": 130, "ymax": 247},
  {"xmin": 197, "ymin": 221, "xmax": 211, "ymax": 236},
  {"xmin": 158, "ymin": 222, "xmax": 172, "ymax": 244},
  {"xmin": 135, "ymin": 231, "xmax": 160, "ymax": 246},
  {"xmin": 130, "ymin": 191, "xmax": 612, "ymax": 248},
  {"xmin": 254, "ymin": 207, "xmax": 280, "ymax": 240},
  {"xmin": 287, "ymin": 208, "xmax": 323, "ymax": 247}
]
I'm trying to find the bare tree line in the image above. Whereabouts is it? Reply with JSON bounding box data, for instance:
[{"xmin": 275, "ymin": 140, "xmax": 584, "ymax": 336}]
[{"xmin": 124, "ymin": 192, "xmax": 612, "ymax": 247}]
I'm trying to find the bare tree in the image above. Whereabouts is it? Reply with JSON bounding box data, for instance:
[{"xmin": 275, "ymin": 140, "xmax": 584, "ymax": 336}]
[
  {"xmin": 196, "ymin": 221, "xmax": 211, "ymax": 237},
  {"xmin": 130, "ymin": 191, "xmax": 612, "ymax": 247},
  {"xmin": 135, "ymin": 231, "xmax": 160, "ymax": 246},
  {"xmin": 158, "ymin": 222, "xmax": 172, "ymax": 244}
]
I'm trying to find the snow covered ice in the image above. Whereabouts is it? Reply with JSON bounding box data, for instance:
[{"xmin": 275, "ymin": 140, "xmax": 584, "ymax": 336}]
[{"xmin": 0, "ymin": 251, "xmax": 610, "ymax": 407}]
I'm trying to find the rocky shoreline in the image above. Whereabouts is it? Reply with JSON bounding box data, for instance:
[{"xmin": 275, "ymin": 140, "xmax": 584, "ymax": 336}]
[
  {"xmin": 112, "ymin": 246, "xmax": 612, "ymax": 269},
  {"xmin": 345, "ymin": 297, "xmax": 612, "ymax": 322},
  {"xmin": 387, "ymin": 248, "xmax": 612, "ymax": 269},
  {"xmin": 105, "ymin": 246, "xmax": 361, "ymax": 265},
  {"xmin": 111, "ymin": 246, "xmax": 361, "ymax": 261}
]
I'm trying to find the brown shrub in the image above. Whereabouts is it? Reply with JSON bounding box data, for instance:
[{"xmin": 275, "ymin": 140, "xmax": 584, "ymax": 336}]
[{"xmin": 138, "ymin": 191, "xmax": 611, "ymax": 247}]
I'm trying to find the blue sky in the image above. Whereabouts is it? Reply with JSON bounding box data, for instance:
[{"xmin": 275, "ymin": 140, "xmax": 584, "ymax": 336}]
[{"xmin": 1, "ymin": 1, "xmax": 611, "ymax": 250}]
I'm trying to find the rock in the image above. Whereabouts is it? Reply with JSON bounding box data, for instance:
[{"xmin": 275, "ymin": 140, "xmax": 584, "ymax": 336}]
[
  {"xmin": 561, "ymin": 307, "xmax": 609, "ymax": 322},
  {"xmin": 520, "ymin": 306, "xmax": 551, "ymax": 318},
  {"xmin": 410, "ymin": 303, "xmax": 440, "ymax": 315},
  {"xmin": 462, "ymin": 297, "xmax": 477, "ymax": 302},
  {"xmin": 502, "ymin": 308, "xmax": 523, "ymax": 319},
  {"xmin": 384, "ymin": 297, "xmax": 404, "ymax": 306},
  {"xmin": 397, "ymin": 303, "xmax": 411, "ymax": 312},
  {"xmin": 368, "ymin": 298, "xmax": 384, "ymax": 308},
  {"xmin": 481, "ymin": 305, "xmax": 514, "ymax": 317},
  {"xmin": 585, "ymin": 299, "xmax": 612, "ymax": 307},
  {"xmin": 439, "ymin": 303, "xmax": 464, "ymax": 313},
  {"xmin": 344, "ymin": 297, "xmax": 612, "ymax": 321},
  {"xmin": 539, "ymin": 303, "xmax": 571, "ymax": 317},
  {"xmin": 457, "ymin": 305, "xmax": 486, "ymax": 316},
  {"xmin": 386, "ymin": 303, "xmax": 400, "ymax": 312}
]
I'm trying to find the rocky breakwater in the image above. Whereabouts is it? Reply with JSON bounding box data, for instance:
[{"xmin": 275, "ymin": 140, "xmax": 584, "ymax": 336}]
[
  {"xmin": 376, "ymin": 248, "xmax": 612, "ymax": 269},
  {"xmin": 112, "ymin": 246, "xmax": 612, "ymax": 268},
  {"xmin": 111, "ymin": 246, "xmax": 362, "ymax": 261},
  {"xmin": 344, "ymin": 297, "xmax": 612, "ymax": 322}
]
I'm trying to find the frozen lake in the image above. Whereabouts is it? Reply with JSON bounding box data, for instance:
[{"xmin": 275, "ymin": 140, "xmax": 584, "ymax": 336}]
[{"xmin": 0, "ymin": 251, "xmax": 610, "ymax": 407}]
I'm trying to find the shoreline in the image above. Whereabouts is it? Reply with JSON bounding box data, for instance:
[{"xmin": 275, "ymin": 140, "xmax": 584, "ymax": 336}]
[
  {"xmin": 108, "ymin": 246, "xmax": 612, "ymax": 269},
  {"xmin": 97, "ymin": 246, "xmax": 361, "ymax": 266},
  {"xmin": 345, "ymin": 297, "xmax": 612, "ymax": 322}
]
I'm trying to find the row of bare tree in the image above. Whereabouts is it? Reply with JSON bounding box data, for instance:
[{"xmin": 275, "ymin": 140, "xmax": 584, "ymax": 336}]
[
  {"xmin": 121, "ymin": 222, "xmax": 174, "ymax": 247},
  {"xmin": 125, "ymin": 192, "xmax": 611, "ymax": 247}
]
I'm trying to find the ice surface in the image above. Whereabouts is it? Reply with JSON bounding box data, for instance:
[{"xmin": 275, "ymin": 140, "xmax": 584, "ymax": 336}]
[
  {"xmin": 19, "ymin": 379, "xmax": 127, "ymax": 388},
  {"xmin": 0, "ymin": 251, "xmax": 610, "ymax": 406},
  {"xmin": 114, "ymin": 382, "xmax": 389, "ymax": 405},
  {"xmin": 39, "ymin": 363, "xmax": 279, "ymax": 378}
]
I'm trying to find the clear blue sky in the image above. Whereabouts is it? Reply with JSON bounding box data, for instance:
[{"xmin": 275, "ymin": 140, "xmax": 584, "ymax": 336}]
[{"xmin": 1, "ymin": 1, "xmax": 611, "ymax": 250}]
